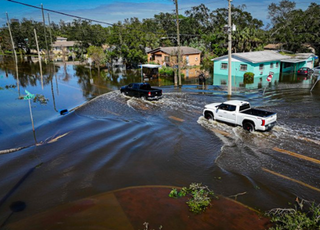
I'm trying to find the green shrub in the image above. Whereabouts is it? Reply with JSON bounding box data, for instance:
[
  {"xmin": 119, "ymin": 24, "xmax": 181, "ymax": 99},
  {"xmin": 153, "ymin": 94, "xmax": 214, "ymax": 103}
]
[
  {"xmin": 244, "ymin": 72, "xmax": 254, "ymax": 84},
  {"xmin": 159, "ymin": 67, "xmax": 174, "ymax": 77},
  {"xmin": 266, "ymin": 198, "xmax": 320, "ymax": 230},
  {"xmin": 169, "ymin": 183, "xmax": 216, "ymax": 214}
]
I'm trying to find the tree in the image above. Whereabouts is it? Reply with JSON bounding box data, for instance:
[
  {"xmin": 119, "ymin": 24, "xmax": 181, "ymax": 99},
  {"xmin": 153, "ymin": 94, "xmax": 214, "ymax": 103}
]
[
  {"xmin": 267, "ymin": 2, "xmax": 320, "ymax": 55},
  {"xmin": 87, "ymin": 45, "xmax": 106, "ymax": 72},
  {"xmin": 268, "ymin": 0, "xmax": 296, "ymax": 26}
]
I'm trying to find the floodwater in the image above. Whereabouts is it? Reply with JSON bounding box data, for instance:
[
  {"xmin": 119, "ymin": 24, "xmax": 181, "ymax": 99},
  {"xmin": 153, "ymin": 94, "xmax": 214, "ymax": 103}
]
[{"xmin": 0, "ymin": 56, "xmax": 320, "ymax": 229}]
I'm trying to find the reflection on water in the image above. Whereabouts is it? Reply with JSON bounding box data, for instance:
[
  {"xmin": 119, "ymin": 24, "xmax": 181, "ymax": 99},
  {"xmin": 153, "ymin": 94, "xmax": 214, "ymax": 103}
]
[
  {"xmin": 213, "ymin": 71, "xmax": 315, "ymax": 89},
  {"xmin": 0, "ymin": 55, "xmax": 320, "ymax": 228}
]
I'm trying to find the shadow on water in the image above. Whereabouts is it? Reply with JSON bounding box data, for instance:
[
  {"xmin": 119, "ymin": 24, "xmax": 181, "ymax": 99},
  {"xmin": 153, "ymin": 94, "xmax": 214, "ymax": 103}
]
[
  {"xmin": 0, "ymin": 201, "xmax": 26, "ymax": 228},
  {"xmin": 0, "ymin": 163, "xmax": 43, "ymax": 228}
]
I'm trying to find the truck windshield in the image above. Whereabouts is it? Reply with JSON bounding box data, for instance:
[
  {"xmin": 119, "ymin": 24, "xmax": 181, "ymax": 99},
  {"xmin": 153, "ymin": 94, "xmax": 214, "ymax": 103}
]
[{"xmin": 239, "ymin": 103, "xmax": 250, "ymax": 111}]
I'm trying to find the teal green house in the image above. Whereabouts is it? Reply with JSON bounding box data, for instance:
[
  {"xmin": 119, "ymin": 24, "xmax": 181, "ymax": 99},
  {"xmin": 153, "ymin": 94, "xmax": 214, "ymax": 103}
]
[{"xmin": 212, "ymin": 51, "xmax": 317, "ymax": 88}]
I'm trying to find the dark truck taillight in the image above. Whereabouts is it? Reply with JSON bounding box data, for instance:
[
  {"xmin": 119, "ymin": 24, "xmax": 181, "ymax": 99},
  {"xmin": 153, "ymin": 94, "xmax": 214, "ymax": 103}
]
[{"xmin": 148, "ymin": 91, "xmax": 151, "ymax": 97}]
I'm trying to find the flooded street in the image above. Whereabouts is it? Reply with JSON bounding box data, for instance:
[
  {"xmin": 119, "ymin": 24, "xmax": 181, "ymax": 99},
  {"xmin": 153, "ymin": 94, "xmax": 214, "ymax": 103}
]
[{"xmin": 0, "ymin": 57, "xmax": 320, "ymax": 229}]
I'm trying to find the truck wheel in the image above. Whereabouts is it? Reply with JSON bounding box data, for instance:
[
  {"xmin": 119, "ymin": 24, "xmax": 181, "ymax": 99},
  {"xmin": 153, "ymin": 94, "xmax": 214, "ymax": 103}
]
[
  {"xmin": 204, "ymin": 111, "xmax": 214, "ymax": 120},
  {"xmin": 243, "ymin": 122, "xmax": 254, "ymax": 132}
]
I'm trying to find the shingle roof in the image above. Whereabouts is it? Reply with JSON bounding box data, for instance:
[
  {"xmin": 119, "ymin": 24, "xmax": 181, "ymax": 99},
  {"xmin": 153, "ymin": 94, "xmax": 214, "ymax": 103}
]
[{"xmin": 148, "ymin": 46, "xmax": 201, "ymax": 55}]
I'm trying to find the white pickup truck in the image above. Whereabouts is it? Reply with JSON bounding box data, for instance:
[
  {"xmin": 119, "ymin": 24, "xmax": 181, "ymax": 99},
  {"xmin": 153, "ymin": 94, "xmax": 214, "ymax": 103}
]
[{"xmin": 203, "ymin": 100, "xmax": 277, "ymax": 132}]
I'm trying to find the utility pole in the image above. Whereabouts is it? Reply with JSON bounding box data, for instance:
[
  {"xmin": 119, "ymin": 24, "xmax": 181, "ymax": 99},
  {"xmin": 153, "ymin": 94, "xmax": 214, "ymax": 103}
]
[
  {"xmin": 227, "ymin": 0, "xmax": 232, "ymax": 96},
  {"xmin": 6, "ymin": 12, "xmax": 20, "ymax": 93},
  {"xmin": 41, "ymin": 4, "xmax": 50, "ymax": 62},
  {"xmin": 174, "ymin": 0, "xmax": 181, "ymax": 87},
  {"xmin": 34, "ymin": 29, "xmax": 43, "ymax": 89},
  {"xmin": 47, "ymin": 13, "xmax": 53, "ymax": 58}
]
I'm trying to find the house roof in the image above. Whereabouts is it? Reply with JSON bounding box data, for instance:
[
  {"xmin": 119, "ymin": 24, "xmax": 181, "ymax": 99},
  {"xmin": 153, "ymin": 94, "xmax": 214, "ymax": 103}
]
[
  {"xmin": 264, "ymin": 43, "xmax": 282, "ymax": 50},
  {"xmin": 148, "ymin": 47, "xmax": 201, "ymax": 55},
  {"xmin": 52, "ymin": 36, "xmax": 76, "ymax": 47},
  {"xmin": 212, "ymin": 51, "xmax": 291, "ymax": 63},
  {"xmin": 52, "ymin": 40, "xmax": 75, "ymax": 48}
]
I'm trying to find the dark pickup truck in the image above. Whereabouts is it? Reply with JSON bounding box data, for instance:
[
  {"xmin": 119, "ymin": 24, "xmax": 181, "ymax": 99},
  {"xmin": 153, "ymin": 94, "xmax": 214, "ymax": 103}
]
[{"xmin": 120, "ymin": 83, "xmax": 162, "ymax": 100}]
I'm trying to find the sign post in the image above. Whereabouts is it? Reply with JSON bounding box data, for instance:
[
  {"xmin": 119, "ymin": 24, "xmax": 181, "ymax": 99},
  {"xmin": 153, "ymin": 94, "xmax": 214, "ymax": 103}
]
[
  {"xmin": 263, "ymin": 72, "xmax": 273, "ymax": 95},
  {"xmin": 23, "ymin": 90, "xmax": 35, "ymax": 132}
]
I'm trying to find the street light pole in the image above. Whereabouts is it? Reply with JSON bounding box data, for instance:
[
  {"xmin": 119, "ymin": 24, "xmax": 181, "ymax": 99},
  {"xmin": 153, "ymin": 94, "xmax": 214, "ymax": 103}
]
[{"xmin": 227, "ymin": 0, "xmax": 232, "ymax": 96}]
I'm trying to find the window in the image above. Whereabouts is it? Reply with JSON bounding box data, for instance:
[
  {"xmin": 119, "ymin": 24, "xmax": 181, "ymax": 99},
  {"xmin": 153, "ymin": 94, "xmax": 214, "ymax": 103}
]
[
  {"xmin": 133, "ymin": 84, "xmax": 139, "ymax": 89},
  {"xmin": 240, "ymin": 64, "xmax": 247, "ymax": 71},
  {"xmin": 240, "ymin": 103, "xmax": 250, "ymax": 111},
  {"xmin": 228, "ymin": 105, "xmax": 236, "ymax": 111},
  {"xmin": 218, "ymin": 104, "xmax": 228, "ymax": 110},
  {"xmin": 259, "ymin": 64, "xmax": 264, "ymax": 70},
  {"xmin": 221, "ymin": 63, "xmax": 227, "ymax": 69},
  {"xmin": 270, "ymin": 63, "xmax": 274, "ymax": 69},
  {"xmin": 218, "ymin": 104, "xmax": 236, "ymax": 111},
  {"xmin": 164, "ymin": 56, "xmax": 170, "ymax": 62},
  {"xmin": 276, "ymin": 62, "xmax": 279, "ymax": 68},
  {"xmin": 140, "ymin": 84, "xmax": 151, "ymax": 90}
]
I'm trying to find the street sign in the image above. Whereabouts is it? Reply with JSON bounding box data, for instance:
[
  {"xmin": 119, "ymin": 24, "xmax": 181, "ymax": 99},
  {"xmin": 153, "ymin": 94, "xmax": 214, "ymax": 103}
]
[
  {"xmin": 23, "ymin": 90, "xmax": 35, "ymax": 100},
  {"xmin": 267, "ymin": 74, "xmax": 273, "ymax": 82}
]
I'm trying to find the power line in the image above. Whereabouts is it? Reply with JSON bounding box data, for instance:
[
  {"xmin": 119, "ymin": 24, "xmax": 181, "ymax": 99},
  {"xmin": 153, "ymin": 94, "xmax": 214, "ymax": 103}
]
[
  {"xmin": 6, "ymin": 0, "xmax": 115, "ymax": 26},
  {"xmin": 5, "ymin": 0, "xmax": 205, "ymax": 38}
]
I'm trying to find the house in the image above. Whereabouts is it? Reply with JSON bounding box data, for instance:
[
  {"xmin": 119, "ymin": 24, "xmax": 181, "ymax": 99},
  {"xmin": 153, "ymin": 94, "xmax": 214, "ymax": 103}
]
[
  {"xmin": 281, "ymin": 53, "xmax": 316, "ymax": 74},
  {"xmin": 212, "ymin": 50, "xmax": 317, "ymax": 87},
  {"xmin": 52, "ymin": 37, "xmax": 76, "ymax": 60},
  {"xmin": 147, "ymin": 47, "xmax": 201, "ymax": 67},
  {"xmin": 212, "ymin": 50, "xmax": 290, "ymax": 78}
]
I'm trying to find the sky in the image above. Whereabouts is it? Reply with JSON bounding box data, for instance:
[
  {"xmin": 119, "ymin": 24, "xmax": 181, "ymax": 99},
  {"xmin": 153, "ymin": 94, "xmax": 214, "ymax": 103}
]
[{"xmin": 0, "ymin": 0, "xmax": 317, "ymax": 28}]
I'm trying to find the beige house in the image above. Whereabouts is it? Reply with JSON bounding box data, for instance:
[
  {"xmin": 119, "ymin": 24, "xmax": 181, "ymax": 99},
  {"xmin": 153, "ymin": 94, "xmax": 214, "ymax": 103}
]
[
  {"xmin": 147, "ymin": 47, "xmax": 201, "ymax": 67},
  {"xmin": 52, "ymin": 37, "xmax": 76, "ymax": 60}
]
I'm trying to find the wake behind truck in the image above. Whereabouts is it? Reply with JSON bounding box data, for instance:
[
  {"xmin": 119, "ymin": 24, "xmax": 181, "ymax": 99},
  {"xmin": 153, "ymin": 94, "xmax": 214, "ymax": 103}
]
[{"xmin": 203, "ymin": 100, "xmax": 277, "ymax": 132}]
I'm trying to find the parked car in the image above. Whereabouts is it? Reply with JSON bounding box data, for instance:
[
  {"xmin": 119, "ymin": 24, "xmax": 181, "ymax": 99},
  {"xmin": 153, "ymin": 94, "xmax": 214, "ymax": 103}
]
[
  {"xmin": 120, "ymin": 83, "xmax": 162, "ymax": 100},
  {"xmin": 297, "ymin": 67, "xmax": 314, "ymax": 76},
  {"xmin": 203, "ymin": 100, "xmax": 277, "ymax": 132},
  {"xmin": 312, "ymin": 66, "xmax": 320, "ymax": 75}
]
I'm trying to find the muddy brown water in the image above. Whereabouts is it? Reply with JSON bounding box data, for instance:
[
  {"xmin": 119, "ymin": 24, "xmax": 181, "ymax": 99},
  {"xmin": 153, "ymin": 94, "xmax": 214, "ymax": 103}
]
[{"xmin": 0, "ymin": 57, "xmax": 320, "ymax": 228}]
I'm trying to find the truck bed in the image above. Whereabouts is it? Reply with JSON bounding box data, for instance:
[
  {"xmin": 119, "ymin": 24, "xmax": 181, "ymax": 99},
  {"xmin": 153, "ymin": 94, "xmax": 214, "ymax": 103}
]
[{"xmin": 240, "ymin": 108, "xmax": 275, "ymax": 117}]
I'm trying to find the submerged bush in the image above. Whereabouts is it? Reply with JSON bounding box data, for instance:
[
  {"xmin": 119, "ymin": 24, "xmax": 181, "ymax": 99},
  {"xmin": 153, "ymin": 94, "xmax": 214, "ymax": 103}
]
[
  {"xmin": 244, "ymin": 72, "xmax": 254, "ymax": 84},
  {"xmin": 169, "ymin": 183, "xmax": 216, "ymax": 214}
]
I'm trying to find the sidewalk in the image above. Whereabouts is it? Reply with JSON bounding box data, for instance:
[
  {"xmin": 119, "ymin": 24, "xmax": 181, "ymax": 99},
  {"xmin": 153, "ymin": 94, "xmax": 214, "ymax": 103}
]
[{"xmin": 6, "ymin": 186, "xmax": 272, "ymax": 230}]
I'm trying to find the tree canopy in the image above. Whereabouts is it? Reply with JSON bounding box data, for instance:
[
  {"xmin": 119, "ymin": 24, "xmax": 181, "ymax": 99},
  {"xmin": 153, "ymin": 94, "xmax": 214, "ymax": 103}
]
[{"xmin": 1, "ymin": 1, "xmax": 319, "ymax": 70}]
